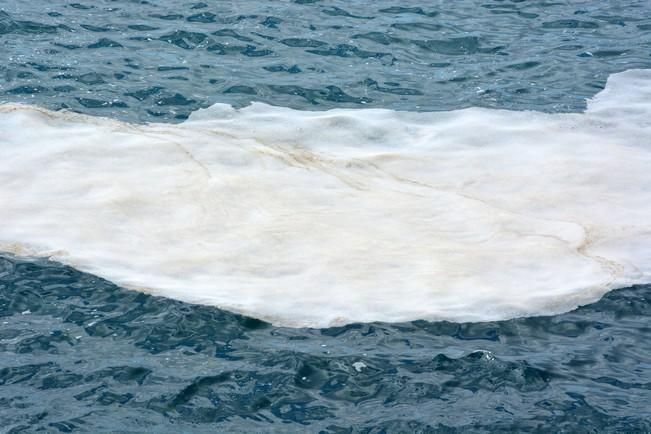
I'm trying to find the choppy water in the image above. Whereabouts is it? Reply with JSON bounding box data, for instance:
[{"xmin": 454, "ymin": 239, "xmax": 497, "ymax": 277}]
[
  {"xmin": 2, "ymin": 0, "xmax": 651, "ymax": 121},
  {"xmin": 2, "ymin": 0, "xmax": 651, "ymax": 432},
  {"xmin": 2, "ymin": 255, "xmax": 651, "ymax": 433}
]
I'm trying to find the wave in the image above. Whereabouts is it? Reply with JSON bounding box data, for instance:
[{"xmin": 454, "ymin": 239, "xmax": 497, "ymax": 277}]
[{"xmin": 1, "ymin": 69, "xmax": 650, "ymax": 328}]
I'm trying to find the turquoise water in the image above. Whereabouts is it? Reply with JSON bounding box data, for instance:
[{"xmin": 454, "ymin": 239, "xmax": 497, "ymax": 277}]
[{"xmin": 2, "ymin": 1, "xmax": 651, "ymax": 432}]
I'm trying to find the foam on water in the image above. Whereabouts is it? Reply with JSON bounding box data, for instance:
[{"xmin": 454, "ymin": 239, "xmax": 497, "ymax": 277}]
[{"xmin": 1, "ymin": 69, "xmax": 650, "ymax": 328}]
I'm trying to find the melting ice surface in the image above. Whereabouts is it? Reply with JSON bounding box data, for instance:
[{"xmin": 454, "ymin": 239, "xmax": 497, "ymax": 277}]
[{"xmin": 1, "ymin": 69, "xmax": 650, "ymax": 328}]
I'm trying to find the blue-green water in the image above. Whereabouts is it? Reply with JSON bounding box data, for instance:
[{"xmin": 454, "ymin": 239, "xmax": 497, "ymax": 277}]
[
  {"xmin": 1, "ymin": 1, "xmax": 651, "ymax": 432},
  {"xmin": 2, "ymin": 255, "xmax": 651, "ymax": 433},
  {"xmin": 2, "ymin": 0, "xmax": 651, "ymax": 121}
]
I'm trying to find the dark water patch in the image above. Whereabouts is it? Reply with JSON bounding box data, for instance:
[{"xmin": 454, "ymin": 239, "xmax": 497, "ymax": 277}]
[
  {"xmin": 263, "ymin": 64, "xmax": 302, "ymax": 74},
  {"xmin": 557, "ymin": 44, "xmax": 585, "ymax": 51},
  {"xmin": 281, "ymin": 37, "xmax": 326, "ymax": 48},
  {"xmin": 52, "ymin": 42, "xmax": 82, "ymax": 50},
  {"xmin": 415, "ymin": 37, "xmax": 480, "ymax": 55},
  {"xmin": 27, "ymin": 62, "xmax": 72, "ymax": 72},
  {"xmin": 390, "ymin": 22, "xmax": 444, "ymax": 32},
  {"xmin": 76, "ymin": 97, "xmax": 127, "ymax": 108},
  {"xmin": 206, "ymin": 42, "xmax": 245, "ymax": 55},
  {"xmin": 519, "ymin": 12, "xmax": 539, "ymax": 19},
  {"xmin": 87, "ymin": 38, "xmax": 123, "ymax": 49},
  {"xmin": 0, "ymin": 11, "xmax": 59, "ymax": 35},
  {"xmin": 212, "ymin": 29, "xmax": 253, "ymax": 42},
  {"xmin": 155, "ymin": 93, "xmax": 196, "ymax": 106},
  {"xmin": 223, "ymin": 85, "xmax": 257, "ymax": 95},
  {"xmin": 242, "ymin": 45, "xmax": 273, "ymax": 57},
  {"xmin": 128, "ymin": 24, "xmax": 159, "ymax": 31},
  {"xmin": 75, "ymin": 72, "xmax": 106, "ymax": 85},
  {"xmin": 378, "ymin": 7, "xmax": 438, "ymax": 17},
  {"xmin": 150, "ymin": 14, "xmax": 184, "ymax": 21},
  {"xmin": 5, "ymin": 85, "xmax": 48, "ymax": 95},
  {"xmin": 157, "ymin": 66, "xmax": 189, "ymax": 72},
  {"xmin": 219, "ymin": 14, "xmax": 260, "ymax": 25},
  {"xmin": 504, "ymin": 61, "xmax": 541, "ymax": 71},
  {"xmin": 361, "ymin": 78, "xmax": 422, "ymax": 95},
  {"xmin": 80, "ymin": 24, "xmax": 113, "ymax": 33},
  {"xmin": 321, "ymin": 7, "xmax": 373, "ymax": 20},
  {"xmin": 159, "ymin": 30, "xmax": 207, "ymax": 49},
  {"xmin": 542, "ymin": 19, "xmax": 599, "ymax": 29},
  {"xmin": 68, "ymin": 3, "xmax": 93, "ymax": 10},
  {"xmin": 261, "ymin": 16, "xmax": 282, "ymax": 29},
  {"xmin": 12, "ymin": 71, "xmax": 36, "ymax": 79},
  {"xmin": 592, "ymin": 50, "xmax": 628, "ymax": 58},
  {"xmin": 268, "ymin": 84, "xmax": 373, "ymax": 105}
]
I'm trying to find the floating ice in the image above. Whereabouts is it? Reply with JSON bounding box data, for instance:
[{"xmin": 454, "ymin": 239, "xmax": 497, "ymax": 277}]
[{"xmin": 1, "ymin": 70, "xmax": 650, "ymax": 328}]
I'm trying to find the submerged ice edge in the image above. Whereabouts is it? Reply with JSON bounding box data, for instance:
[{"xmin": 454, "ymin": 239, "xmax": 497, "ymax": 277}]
[{"xmin": 0, "ymin": 69, "xmax": 650, "ymax": 328}]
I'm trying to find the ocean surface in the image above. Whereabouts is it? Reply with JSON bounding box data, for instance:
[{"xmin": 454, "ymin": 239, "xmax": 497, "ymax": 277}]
[{"xmin": 1, "ymin": 0, "xmax": 651, "ymax": 432}]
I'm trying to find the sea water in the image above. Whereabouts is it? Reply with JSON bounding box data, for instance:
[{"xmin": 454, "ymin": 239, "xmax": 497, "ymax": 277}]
[{"xmin": 1, "ymin": 1, "xmax": 651, "ymax": 432}]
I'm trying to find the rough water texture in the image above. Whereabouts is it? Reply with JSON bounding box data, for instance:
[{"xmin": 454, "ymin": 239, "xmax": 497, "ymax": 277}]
[
  {"xmin": 2, "ymin": 0, "xmax": 651, "ymax": 121},
  {"xmin": 2, "ymin": 69, "xmax": 651, "ymax": 327},
  {"xmin": 2, "ymin": 0, "xmax": 651, "ymax": 432},
  {"xmin": 1, "ymin": 255, "xmax": 650, "ymax": 433}
]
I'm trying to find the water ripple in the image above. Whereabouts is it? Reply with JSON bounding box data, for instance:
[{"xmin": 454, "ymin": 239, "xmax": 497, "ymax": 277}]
[
  {"xmin": 0, "ymin": 1, "xmax": 649, "ymax": 121},
  {"xmin": 1, "ymin": 255, "xmax": 650, "ymax": 431}
]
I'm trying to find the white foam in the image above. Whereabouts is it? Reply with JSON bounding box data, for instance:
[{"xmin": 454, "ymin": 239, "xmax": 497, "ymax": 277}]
[{"xmin": 1, "ymin": 69, "xmax": 650, "ymax": 328}]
